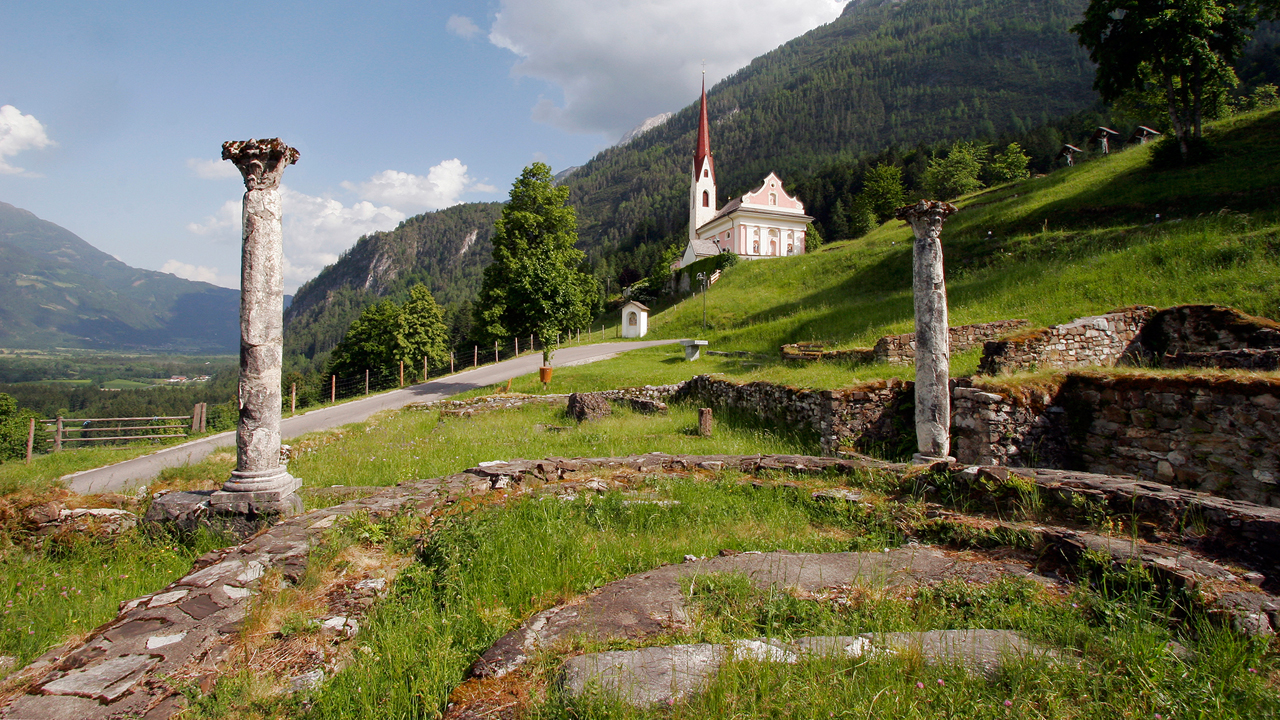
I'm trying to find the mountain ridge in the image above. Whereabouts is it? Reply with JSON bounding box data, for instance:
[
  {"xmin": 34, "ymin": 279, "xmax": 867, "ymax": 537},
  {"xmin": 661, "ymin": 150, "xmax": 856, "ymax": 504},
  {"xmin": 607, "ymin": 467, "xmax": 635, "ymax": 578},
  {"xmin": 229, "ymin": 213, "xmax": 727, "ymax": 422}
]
[{"xmin": 0, "ymin": 201, "xmax": 240, "ymax": 352}]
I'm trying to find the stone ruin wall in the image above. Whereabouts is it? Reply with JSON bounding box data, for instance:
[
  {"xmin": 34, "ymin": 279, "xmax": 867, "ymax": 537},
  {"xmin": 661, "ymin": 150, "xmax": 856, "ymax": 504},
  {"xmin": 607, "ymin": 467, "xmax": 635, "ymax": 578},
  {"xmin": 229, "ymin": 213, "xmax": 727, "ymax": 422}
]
[
  {"xmin": 779, "ymin": 319, "xmax": 1028, "ymax": 365},
  {"xmin": 873, "ymin": 319, "xmax": 1030, "ymax": 365},
  {"xmin": 978, "ymin": 304, "xmax": 1280, "ymax": 375},
  {"xmin": 1063, "ymin": 375, "xmax": 1280, "ymax": 506},
  {"xmin": 678, "ymin": 373, "xmax": 1280, "ymax": 507},
  {"xmin": 978, "ymin": 307, "xmax": 1156, "ymax": 375}
]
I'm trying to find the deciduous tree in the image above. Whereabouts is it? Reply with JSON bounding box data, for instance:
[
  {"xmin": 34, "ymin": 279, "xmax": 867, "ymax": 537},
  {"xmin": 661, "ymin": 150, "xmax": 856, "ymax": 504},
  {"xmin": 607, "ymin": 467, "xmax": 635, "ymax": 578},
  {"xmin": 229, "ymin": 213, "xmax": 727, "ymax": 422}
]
[
  {"xmin": 923, "ymin": 142, "xmax": 986, "ymax": 200},
  {"xmin": 989, "ymin": 142, "xmax": 1032, "ymax": 183},
  {"xmin": 474, "ymin": 163, "xmax": 598, "ymax": 365},
  {"xmin": 1072, "ymin": 0, "xmax": 1258, "ymax": 160}
]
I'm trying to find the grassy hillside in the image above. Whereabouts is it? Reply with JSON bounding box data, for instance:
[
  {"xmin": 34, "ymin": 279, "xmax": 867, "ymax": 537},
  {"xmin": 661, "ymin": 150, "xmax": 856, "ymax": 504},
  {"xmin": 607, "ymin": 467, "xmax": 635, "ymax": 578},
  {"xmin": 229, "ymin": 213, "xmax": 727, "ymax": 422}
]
[{"xmin": 515, "ymin": 109, "xmax": 1280, "ymax": 392}]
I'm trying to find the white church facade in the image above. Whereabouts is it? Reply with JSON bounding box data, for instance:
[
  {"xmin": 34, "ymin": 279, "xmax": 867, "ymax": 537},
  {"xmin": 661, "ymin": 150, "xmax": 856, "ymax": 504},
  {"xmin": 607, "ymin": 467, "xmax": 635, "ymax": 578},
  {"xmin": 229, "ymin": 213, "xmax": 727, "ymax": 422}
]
[{"xmin": 677, "ymin": 78, "xmax": 812, "ymax": 269}]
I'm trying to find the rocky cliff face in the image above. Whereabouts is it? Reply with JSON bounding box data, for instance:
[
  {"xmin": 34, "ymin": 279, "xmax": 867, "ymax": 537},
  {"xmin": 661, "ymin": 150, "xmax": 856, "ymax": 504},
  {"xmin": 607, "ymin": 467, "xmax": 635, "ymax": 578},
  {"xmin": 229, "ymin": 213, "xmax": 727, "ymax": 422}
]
[{"xmin": 282, "ymin": 201, "xmax": 503, "ymax": 362}]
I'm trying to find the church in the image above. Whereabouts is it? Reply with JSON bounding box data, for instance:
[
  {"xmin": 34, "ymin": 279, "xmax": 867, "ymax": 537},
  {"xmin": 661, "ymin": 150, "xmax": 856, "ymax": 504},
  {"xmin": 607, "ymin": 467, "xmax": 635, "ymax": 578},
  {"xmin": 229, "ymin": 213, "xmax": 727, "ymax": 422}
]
[{"xmin": 677, "ymin": 77, "xmax": 813, "ymax": 269}]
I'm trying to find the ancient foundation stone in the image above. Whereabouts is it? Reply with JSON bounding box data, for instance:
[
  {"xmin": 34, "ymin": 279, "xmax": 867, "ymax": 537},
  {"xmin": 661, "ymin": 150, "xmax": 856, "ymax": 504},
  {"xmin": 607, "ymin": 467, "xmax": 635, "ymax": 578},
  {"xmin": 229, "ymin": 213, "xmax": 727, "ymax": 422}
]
[{"xmin": 567, "ymin": 393, "xmax": 612, "ymax": 422}]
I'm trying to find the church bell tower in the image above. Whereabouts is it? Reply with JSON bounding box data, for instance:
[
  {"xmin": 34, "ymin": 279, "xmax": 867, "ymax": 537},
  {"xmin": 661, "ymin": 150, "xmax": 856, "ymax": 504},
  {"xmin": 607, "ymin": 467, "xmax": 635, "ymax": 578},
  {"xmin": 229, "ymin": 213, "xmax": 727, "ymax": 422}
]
[{"xmin": 689, "ymin": 73, "xmax": 717, "ymax": 242}]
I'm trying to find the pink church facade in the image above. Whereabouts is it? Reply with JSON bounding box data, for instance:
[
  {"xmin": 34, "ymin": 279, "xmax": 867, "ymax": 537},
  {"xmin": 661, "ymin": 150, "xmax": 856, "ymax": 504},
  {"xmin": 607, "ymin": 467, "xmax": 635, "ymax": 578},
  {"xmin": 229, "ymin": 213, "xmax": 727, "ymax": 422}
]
[{"xmin": 678, "ymin": 78, "xmax": 812, "ymax": 269}]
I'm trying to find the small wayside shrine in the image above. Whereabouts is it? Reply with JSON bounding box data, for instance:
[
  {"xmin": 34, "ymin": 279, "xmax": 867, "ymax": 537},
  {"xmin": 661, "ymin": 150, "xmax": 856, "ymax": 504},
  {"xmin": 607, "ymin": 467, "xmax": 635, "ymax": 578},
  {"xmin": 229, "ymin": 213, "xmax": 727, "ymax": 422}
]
[
  {"xmin": 677, "ymin": 76, "xmax": 812, "ymax": 269},
  {"xmin": 621, "ymin": 300, "xmax": 649, "ymax": 338}
]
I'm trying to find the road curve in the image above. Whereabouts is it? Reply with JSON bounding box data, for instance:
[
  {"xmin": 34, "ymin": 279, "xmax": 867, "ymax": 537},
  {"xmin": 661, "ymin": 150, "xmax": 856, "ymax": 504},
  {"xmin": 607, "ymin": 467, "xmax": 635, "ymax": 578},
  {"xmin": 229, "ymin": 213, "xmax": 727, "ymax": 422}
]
[{"xmin": 65, "ymin": 339, "xmax": 678, "ymax": 495}]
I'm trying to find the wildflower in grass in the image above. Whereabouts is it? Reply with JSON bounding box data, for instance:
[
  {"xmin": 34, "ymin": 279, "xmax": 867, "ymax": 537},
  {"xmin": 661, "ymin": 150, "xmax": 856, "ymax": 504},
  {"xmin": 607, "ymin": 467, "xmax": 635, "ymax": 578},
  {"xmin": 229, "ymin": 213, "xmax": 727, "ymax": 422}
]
[
  {"xmin": 937, "ymin": 679, "xmax": 945, "ymax": 686},
  {"xmin": 1005, "ymin": 700, "xmax": 1013, "ymax": 707},
  {"xmin": 917, "ymin": 682, "xmax": 925, "ymax": 689}
]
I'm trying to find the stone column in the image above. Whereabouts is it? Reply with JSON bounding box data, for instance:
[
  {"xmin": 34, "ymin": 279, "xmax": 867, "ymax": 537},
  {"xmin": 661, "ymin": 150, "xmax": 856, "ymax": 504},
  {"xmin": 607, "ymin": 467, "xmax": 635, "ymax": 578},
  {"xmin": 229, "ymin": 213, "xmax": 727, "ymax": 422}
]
[
  {"xmin": 212, "ymin": 138, "xmax": 302, "ymax": 516},
  {"xmin": 895, "ymin": 199, "xmax": 958, "ymax": 464}
]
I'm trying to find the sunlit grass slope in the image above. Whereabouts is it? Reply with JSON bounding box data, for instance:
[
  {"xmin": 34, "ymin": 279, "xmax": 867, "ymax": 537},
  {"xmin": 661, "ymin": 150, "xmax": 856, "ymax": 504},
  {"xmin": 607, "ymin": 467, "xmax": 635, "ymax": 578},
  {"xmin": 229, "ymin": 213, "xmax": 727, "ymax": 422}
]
[{"xmin": 638, "ymin": 109, "xmax": 1280, "ymax": 353}]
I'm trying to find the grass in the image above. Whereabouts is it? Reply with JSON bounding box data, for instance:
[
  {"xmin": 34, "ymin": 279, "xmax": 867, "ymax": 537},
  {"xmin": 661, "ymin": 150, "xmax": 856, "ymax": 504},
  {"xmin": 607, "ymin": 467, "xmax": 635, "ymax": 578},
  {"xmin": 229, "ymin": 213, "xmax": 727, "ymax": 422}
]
[
  {"xmin": 184, "ymin": 474, "xmax": 1278, "ymax": 719},
  {"xmin": 285, "ymin": 400, "xmax": 819, "ymax": 490},
  {"xmin": 618, "ymin": 109, "xmax": 1280, "ymax": 360},
  {"xmin": 0, "ymin": 527, "xmax": 228, "ymax": 668}
]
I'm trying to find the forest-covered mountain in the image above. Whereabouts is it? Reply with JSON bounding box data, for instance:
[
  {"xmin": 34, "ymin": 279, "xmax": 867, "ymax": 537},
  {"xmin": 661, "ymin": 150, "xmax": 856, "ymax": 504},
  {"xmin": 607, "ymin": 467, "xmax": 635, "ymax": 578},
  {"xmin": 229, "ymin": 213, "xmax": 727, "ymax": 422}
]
[
  {"xmin": 282, "ymin": 201, "xmax": 504, "ymax": 364},
  {"xmin": 284, "ymin": 0, "xmax": 1101, "ymax": 365},
  {"xmin": 0, "ymin": 202, "xmax": 240, "ymax": 352}
]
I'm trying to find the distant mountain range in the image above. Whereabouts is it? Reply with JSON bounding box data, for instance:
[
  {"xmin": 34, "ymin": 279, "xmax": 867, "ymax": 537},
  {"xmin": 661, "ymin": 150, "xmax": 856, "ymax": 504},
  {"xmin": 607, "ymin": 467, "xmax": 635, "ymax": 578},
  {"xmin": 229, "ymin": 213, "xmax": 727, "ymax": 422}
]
[{"xmin": 0, "ymin": 201, "xmax": 240, "ymax": 353}]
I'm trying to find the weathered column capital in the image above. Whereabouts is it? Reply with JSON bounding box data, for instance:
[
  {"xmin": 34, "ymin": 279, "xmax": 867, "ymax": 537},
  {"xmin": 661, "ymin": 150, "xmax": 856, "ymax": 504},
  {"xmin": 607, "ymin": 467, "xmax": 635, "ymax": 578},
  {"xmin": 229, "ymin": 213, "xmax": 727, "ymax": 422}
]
[
  {"xmin": 222, "ymin": 138, "xmax": 300, "ymax": 192},
  {"xmin": 894, "ymin": 199, "xmax": 958, "ymax": 232}
]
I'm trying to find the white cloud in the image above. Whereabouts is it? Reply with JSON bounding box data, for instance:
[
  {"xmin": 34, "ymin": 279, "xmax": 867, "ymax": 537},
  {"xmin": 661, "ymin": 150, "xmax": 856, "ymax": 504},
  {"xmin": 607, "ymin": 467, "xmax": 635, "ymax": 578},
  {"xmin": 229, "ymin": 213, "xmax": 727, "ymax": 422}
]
[
  {"xmin": 186, "ymin": 157, "xmax": 240, "ymax": 179},
  {"xmin": 488, "ymin": 0, "xmax": 844, "ymax": 140},
  {"xmin": 446, "ymin": 14, "xmax": 481, "ymax": 38},
  {"xmin": 187, "ymin": 199, "xmax": 240, "ymax": 238},
  {"xmin": 279, "ymin": 187, "xmax": 405, "ymax": 290},
  {"xmin": 343, "ymin": 159, "xmax": 497, "ymax": 213},
  {"xmin": 160, "ymin": 260, "xmax": 237, "ymax": 288},
  {"xmin": 0, "ymin": 105, "xmax": 55, "ymax": 175},
  {"xmin": 186, "ymin": 156, "xmax": 498, "ymax": 291}
]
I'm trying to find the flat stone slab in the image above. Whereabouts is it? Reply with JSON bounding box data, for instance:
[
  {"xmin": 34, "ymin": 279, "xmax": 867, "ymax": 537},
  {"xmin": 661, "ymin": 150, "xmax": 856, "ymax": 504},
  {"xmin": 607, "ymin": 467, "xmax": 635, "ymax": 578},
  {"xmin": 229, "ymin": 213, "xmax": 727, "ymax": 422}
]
[
  {"xmin": 474, "ymin": 548, "xmax": 1056, "ymax": 679},
  {"xmin": 560, "ymin": 630, "xmax": 1055, "ymax": 707},
  {"xmin": 562, "ymin": 644, "xmax": 722, "ymax": 706},
  {"xmin": 868, "ymin": 629, "xmax": 1058, "ymax": 679},
  {"xmin": 39, "ymin": 654, "xmax": 156, "ymax": 702}
]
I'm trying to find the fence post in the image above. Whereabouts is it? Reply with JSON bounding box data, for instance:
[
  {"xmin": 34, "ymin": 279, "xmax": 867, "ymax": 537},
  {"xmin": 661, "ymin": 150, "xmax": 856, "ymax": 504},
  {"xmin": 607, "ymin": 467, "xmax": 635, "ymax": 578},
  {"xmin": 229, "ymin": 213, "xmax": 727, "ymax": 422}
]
[
  {"xmin": 450, "ymin": 351, "xmax": 455, "ymax": 374},
  {"xmin": 423, "ymin": 356, "xmax": 428, "ymax": 383},
  {"xmin": 494, "ymin": 341, "xmax": 498, "ymax": 364},
  {"xmin": 399, "ymin": 360, "xmax": 404, "ymax": 387},
  {"xmin": 191, "ymin": 404, "xmax": 199, "ymax": 433},
  {"xmin": 54, "ymin": 416, "xmax": 63, "ymax": 452},
  {"xmin": 291, "ymin": 384, "xmax": 296, "ymax": 414},
  {"xmin": 515, "ymin": 337, "xmax": 519, "ymax": 356},
  {"xmin": 365, "ymin": 369, "xmax": 370, "ymax": 395},
  {"xmin": 530, "ymin": 334, "xmax": 533, "ymax": 353},
  {"xmin": 474, "ymin": 345, "xmax": 478, "ymax": 368},
  {"xmin": 25, "ymin": 418, "xmax": 35, "ymax": 464},
  {"xmin": 331, "ymin": 375, "xmax": 336, "ymax": 403}
]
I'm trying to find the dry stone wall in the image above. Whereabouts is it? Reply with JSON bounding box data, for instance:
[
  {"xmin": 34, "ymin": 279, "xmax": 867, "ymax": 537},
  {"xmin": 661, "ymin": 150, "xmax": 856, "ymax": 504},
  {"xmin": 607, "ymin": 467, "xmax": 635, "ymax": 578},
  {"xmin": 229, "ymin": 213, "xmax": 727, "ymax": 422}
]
[
  {"xmin": 1062, "ymin": 374, "xmax": 1280, "ymax": 507},
  {"xmin": 978, "ymin": 305, "xmax": 1280, "ymax": 375},
  {"xmin": 873, "ymin": 320, "xmax": 1030, "ymax": 366},
  {"xmin": 978, "ymin": 307, "xmax": 1156, "ymax": 375},
  {"xmin": 680, "ymin": 371, "xmax": 1280, "ymax": 506}
]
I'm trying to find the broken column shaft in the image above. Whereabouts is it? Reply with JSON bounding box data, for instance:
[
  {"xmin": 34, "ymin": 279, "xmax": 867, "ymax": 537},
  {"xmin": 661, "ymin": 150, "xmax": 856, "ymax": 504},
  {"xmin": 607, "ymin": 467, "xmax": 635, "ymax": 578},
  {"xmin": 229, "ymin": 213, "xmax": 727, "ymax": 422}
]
[
  {"xmin": 214, "ymin": 138, "xmax": 302, "ymax": 515},
  {"xmin": 895, "ymin": 199, "xmax": 958, "ymax": 464}
]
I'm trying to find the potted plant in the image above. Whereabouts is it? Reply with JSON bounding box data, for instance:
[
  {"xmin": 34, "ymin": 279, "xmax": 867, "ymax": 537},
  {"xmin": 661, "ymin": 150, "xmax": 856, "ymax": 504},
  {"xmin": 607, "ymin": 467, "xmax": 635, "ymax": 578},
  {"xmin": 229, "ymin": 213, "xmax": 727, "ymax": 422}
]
[{"xmin": 538, "ymin": 328, "xmax": 555, "ymax": 384}]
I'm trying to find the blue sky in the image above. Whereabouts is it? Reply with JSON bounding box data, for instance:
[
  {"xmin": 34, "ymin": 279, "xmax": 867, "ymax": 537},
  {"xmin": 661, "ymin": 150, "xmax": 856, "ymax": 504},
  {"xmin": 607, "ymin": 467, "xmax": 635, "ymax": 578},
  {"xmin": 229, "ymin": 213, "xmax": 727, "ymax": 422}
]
[{"xmin": 0, "ymin": 1, "xmax": 844, "ymax": 292}]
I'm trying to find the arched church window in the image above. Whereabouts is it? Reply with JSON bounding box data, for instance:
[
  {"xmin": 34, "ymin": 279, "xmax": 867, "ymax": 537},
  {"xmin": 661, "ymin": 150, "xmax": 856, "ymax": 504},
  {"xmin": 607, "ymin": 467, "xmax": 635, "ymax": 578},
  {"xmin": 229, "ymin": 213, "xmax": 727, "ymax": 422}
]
[
  {"xmin": 752, "ymin": 240, "xmax": 760, "ymax": 254},
  {"xmin": 769, "ymin": 192, "xmax": 777, "ymax": 206},
  {"xmin": 702, "ymin": 190, "xmax": 709, "ymax": 207},
  {"xmin": 704, "ymin": 169, "xmax": 709, "ymax": 178},
  {"xmin": 787, "ymin": 243, "xmax": 794, "ymax": 255},
  {"xmin": 770, "ymin": 240, "xmax": 777, "ymax": 255}
]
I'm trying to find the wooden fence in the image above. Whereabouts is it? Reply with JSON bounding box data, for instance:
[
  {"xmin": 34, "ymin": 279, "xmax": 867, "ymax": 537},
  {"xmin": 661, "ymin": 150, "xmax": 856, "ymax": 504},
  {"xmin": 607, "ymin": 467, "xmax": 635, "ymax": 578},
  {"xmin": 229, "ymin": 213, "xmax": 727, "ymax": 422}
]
[{"xmin": 25, "ymin": 403, "xmax": 209, "ymax": 463}]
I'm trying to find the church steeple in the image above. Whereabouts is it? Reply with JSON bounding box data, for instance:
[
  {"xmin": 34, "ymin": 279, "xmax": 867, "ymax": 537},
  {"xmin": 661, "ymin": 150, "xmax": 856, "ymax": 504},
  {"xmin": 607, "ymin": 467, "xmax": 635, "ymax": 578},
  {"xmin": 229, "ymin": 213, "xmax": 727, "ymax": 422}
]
[
  {"xmin": 694, "ymin": 74, "xmax": 713, "ymax": 181},
  {"xmin": 689, "ymin": 71, "xmax": 717, "ymax": 241}
]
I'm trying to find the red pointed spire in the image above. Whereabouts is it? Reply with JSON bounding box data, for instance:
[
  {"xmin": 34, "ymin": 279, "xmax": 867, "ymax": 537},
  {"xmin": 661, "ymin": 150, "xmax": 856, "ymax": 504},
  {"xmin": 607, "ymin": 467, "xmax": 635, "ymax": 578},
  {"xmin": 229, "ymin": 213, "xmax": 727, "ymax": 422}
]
[{"xmin": 694, "ymin": 73, "xmax": 713, "ymax": 179}]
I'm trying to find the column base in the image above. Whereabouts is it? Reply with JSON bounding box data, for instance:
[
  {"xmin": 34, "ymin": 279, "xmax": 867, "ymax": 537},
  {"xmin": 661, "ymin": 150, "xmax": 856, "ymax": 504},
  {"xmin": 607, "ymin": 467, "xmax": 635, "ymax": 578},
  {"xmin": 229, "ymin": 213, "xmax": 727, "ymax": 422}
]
[
  {"xmin": 212, "ymin": 468, "xmax": 302, "ymax": 517},
  {"xmin": 912, "ymin": 453, "xmax": 956, "ymax": 466}
]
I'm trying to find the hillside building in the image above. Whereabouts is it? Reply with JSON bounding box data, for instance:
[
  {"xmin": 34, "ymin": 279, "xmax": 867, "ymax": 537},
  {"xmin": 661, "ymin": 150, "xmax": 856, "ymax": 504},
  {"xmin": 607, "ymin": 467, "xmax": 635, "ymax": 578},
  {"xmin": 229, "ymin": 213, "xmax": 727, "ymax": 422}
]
[
  {"xmin": 677, "ymin": 76, "xmax": 812, "ymax": 269},
  {"xmin": 621, "ymin": 300, "xmax": 649, "ymax": 338}
]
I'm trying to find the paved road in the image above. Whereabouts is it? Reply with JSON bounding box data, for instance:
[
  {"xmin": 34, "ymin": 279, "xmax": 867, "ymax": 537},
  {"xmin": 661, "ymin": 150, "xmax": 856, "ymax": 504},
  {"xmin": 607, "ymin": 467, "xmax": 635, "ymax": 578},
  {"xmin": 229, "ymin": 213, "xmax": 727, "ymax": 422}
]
[{"xmin": 66, "ymin": 339, "xmax": 678, "ymax": 495}]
